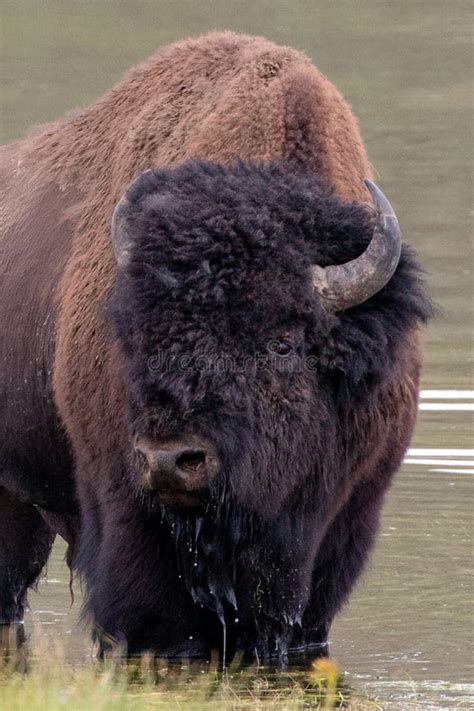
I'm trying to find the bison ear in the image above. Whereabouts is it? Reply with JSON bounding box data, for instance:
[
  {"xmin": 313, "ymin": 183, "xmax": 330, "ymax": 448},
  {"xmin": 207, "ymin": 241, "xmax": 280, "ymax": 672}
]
[{"xmin": 111, "ymin": 196, "xmax": 134, "ymax": 269}]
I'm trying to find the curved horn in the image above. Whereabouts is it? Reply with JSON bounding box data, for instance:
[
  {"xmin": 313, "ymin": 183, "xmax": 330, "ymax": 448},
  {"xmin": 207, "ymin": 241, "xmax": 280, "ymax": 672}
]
[
  {"xmin": 312, "ymin": 179, "xmax": 402, "ymax": 312},
  {"xmin": 111, "ymin": 195, "xmax": 133, "ymax": 268},
  {"xmin": 111, "ymin": 169, "xmax": 155, "ymax": 267}
]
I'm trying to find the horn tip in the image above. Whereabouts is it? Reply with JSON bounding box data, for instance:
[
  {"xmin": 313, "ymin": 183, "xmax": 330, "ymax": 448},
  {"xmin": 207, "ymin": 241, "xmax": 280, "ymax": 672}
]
[
  {"xmin": 363, "ymin": 177, "xmax": 377, "ymax": 198},
  {"xmin": 363, "ymin": 178, "xmax": 397, "ymax": 220}
]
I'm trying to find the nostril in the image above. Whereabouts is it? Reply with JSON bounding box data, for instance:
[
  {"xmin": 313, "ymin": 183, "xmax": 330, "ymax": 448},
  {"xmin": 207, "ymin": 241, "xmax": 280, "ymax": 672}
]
[{"xmin": 176, "ymin": 449, "xmax": 207, "ymax": 474}]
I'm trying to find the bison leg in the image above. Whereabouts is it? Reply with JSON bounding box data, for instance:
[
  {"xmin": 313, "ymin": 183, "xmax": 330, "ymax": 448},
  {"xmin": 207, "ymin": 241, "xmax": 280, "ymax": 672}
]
[
  {"xmin": 0, "ymin": 487, "xmax": 55, "ymax": 644},
  {"xmin": 291, "ymin": 478, "xmax": 387, "ymax": 656}
]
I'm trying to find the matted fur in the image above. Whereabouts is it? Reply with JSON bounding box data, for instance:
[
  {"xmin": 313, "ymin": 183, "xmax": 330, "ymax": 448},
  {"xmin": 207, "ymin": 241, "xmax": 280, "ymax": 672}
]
[{"xmin": 0, "ymin": 32, "xmax": 431, "ymax": 662}]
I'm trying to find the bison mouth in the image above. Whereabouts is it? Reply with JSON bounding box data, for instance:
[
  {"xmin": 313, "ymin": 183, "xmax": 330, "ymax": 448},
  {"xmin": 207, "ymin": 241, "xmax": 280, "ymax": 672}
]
[{"xmin": 156, "ymin": 488, "xmax": 208, "ymax": 508}]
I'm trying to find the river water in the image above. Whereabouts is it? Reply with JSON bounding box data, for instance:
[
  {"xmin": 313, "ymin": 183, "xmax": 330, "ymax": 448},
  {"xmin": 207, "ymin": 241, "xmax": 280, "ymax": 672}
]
[{"xmin": 2, "ymin": 1, "xmax": 473, "ymax": 708}]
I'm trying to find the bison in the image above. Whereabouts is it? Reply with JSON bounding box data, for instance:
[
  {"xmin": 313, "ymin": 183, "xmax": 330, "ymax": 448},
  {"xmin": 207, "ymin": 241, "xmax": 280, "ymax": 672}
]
[{"xmin": 0, "ymin": 32, "xmax": 431, "ymax": 663}]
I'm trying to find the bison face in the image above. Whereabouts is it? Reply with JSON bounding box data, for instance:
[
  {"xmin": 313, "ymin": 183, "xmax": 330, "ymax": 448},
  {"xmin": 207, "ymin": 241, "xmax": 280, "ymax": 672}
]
[{"xmin": 119, "ymin": 281, "xmax": 330, "ymax": 517}]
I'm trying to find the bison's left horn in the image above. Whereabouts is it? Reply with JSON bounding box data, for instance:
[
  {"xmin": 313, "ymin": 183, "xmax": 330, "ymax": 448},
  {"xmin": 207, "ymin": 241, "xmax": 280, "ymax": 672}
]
[{"xmin": 311, "ymin": 179, "xmax": 402, "ymax": 312}]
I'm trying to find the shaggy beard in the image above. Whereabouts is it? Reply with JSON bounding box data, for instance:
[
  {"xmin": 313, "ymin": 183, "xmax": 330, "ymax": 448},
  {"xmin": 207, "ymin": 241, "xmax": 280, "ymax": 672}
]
[
  {"xmin": 161, "ymin": 495, "xmax": 249, "ymax": 624},
  {"xmin": 160, "ymin": 486, "xmax": 311, "ymax": 664}
]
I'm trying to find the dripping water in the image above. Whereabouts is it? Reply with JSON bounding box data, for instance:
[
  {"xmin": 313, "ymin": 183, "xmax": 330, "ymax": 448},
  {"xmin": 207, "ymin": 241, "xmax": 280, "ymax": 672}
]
[{"xmin": 221, "ymin": 620, "xmax": 227, "ymax": 671}]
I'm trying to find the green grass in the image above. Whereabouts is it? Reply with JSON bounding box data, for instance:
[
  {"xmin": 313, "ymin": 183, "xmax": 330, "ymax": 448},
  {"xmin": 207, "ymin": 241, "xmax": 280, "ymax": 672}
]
[{"xmin": 0, "ymin": 642, "xmax": 383, "ymax": 711}]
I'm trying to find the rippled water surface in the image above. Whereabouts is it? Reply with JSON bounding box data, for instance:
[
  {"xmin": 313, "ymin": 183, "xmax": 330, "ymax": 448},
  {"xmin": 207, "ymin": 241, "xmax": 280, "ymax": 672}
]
[{"xmin": 2, "ymin": 1, "xmax": 473, "ymax": 708}]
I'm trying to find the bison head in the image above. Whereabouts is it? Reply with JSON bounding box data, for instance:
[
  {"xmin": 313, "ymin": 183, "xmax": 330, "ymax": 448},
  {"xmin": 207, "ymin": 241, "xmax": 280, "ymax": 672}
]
[
  {"xmin": 106, "ymin": 161, "xmax": 410, "ymax": 660},
  {"xmin": 109, "ymin": 161, "xmax": 400, "ymax": 505}
]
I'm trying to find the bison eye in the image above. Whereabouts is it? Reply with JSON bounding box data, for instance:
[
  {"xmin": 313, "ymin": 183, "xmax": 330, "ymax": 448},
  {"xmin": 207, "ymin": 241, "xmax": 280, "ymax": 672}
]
[{"xmin": 267, "ymin": 338, "xmax": 294, "ymax": 357}]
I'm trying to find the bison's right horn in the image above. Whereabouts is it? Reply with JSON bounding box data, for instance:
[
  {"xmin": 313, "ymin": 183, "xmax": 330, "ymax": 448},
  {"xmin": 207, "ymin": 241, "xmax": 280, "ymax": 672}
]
[{"xmin": 311, "ymin": 179, "xmax": 402, "ymax": 312}]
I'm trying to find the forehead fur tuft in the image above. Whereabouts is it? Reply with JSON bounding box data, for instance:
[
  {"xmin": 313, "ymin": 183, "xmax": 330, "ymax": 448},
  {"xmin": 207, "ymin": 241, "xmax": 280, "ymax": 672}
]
[
  {"xmin": 109, "ymin": 159, "xmax": 433, "ymax": 394},
  {"xmin": 121, "ymin": 159, "xmax": 375, "ymax": 272}
]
